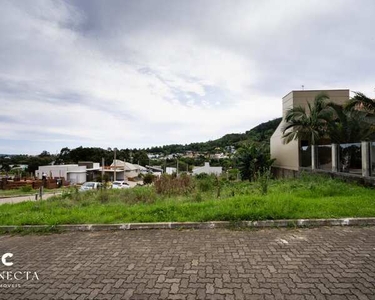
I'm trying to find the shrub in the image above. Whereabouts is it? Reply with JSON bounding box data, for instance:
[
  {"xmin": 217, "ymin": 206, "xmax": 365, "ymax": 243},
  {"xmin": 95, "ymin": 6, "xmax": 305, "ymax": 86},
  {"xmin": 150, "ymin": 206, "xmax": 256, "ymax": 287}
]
[
  {"xmin": 154, "ymin": 174, "xmax": 194, "ymax": 196},
  {"xmin": 99, "ymin": 190, "xmax": 109, "ymax": 203},
  {"xmin": 20, "ymin": 185, "xmax": 33, "ymax": 193},
  {"xmin": 143, "ymin": 173, "xmax": 155, "ymax": 185},
  {"xmin": 195, "ymin": 173, "xmax": 209, "ymax": 179},
  {"xmin": 227, "ymin": 169, "xmax": 240, "ymax": 181},
  {"xmin": 193, "ymin": 192, "xmax": 203, "ymax": 202},
  {"xmin": 257, "ymin": 169, "xmax": 271, "ymax": 195},
  {"xmin": 235, "ymin": 143, "xmax": 274, "ymax": 181},
  {"xmin": 196, "ymin": 175, "xmax": 215, "ymax": 192},
  {"xmin": 214, "ymin": 176, "xmax": 224, "ymax": 198},
  {"xmin": 61, "ymin": 188, "xmax": 74, "ymax": 199},
  {"xmin": 119, "ymin": 187, "xmax": 157, "ymax": 204}
]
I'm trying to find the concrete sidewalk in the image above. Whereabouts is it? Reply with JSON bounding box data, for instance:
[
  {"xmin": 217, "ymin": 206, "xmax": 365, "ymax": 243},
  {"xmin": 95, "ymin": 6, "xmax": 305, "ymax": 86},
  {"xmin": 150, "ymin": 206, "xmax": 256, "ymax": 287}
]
[{"xmin": 0, "ymin": 192, "xmax": 60, "ymax": 205}]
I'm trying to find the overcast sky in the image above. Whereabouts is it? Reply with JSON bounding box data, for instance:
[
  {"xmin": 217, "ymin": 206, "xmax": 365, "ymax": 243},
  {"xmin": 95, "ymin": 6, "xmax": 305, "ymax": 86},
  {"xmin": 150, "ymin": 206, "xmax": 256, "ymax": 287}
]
[{"xmin": 1, "ymin": 0, "xmax": 374, "ymax": 155}]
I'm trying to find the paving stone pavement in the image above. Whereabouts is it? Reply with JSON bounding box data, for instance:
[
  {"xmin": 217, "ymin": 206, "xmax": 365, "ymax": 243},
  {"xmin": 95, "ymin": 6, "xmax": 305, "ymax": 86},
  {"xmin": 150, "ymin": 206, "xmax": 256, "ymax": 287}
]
[{"xmin": 0, "ymin": 227, "xmax": 375, "ymax": 300}]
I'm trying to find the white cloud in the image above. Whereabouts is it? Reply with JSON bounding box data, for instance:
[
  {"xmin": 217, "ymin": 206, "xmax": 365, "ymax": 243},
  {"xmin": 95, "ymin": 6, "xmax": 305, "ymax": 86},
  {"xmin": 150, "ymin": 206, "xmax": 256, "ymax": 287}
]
[{"xmin": 0, "ymin": 0, "xmax": 374, "ymax": 154}]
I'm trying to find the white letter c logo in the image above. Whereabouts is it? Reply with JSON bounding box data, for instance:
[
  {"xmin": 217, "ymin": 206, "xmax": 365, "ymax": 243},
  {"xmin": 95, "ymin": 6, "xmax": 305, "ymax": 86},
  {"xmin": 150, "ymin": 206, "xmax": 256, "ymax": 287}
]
[{"xmin": 1, "ymin": 253, "xmax": 13, "ymax": 266}]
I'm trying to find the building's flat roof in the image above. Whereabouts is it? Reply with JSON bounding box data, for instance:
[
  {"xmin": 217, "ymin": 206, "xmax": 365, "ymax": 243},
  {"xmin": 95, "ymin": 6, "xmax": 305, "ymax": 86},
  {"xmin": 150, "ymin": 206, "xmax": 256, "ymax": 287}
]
[
  {"xmin": 39, "ymin": 164, "xmax": 78, "ymax": 168},
  {"xmin": 282, "ymin": 89, "xmax": 349, "ymax": 99}
]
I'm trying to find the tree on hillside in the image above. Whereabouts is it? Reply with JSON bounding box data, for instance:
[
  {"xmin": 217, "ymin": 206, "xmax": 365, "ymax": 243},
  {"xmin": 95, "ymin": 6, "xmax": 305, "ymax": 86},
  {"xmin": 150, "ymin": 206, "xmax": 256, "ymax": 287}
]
[
  {"xmin": 1, "ymin": 163, "xmax": 11, "ymax": 172},
  {"xmin": 27, "ymin": 156, "xmax": 55, "ymax": 174},
  {"xmin": 56, "ymin": 147, "xmax": 71, "ymax": 164},
  {"xmin": 132, "ymin": 150, "xmax": 149, "ymax": 166},
  {"xmin": 39, "ymin": 150, "xmax": 51, "ymax": 157}
]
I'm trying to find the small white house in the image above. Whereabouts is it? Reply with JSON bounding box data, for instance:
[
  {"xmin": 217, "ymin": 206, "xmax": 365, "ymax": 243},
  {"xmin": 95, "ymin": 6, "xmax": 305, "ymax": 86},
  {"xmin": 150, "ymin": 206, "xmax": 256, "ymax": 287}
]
[{"xmin": 192, "ymin": 162, "xmax": 222, "ymax": 176}]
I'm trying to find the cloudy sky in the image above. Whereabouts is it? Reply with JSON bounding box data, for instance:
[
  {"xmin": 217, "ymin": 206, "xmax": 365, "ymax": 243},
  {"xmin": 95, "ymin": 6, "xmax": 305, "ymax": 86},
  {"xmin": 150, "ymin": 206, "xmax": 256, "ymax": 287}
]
[{"xmin": 1, "ymin": 0, "xmax": 374, "ymax": 154}]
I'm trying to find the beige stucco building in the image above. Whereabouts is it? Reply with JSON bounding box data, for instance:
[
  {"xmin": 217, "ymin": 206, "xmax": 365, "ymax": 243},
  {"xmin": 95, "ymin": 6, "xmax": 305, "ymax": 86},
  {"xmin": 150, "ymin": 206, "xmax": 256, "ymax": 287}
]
[{"xmin": 270, "ymin": 89, "xmax": 350, "ymax": 172}]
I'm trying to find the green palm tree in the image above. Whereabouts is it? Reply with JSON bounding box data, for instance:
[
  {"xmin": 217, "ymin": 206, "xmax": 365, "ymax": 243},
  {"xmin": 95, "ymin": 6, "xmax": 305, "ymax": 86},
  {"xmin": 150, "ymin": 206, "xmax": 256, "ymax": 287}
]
[
  {"xmin": 235, "ymin": 143, "xmax": 274, "ymax": 181},
  {"xmin": 345, "ymin": 92, "xmax": 375, "ymax": 128},
  {"xmin": 327, "ymin": 102, "xmax": 374, "ymax": 172},
  {"xmin": 345, "ymin": 92, "xmax": 375, "ymax": 114},
  {"xmin": 282, "ymin": 93, "xmax": 333, "ymax": 145},
  {"xmin": 327, "ymin": 103, "xmax": 374, "ymax": 143}
]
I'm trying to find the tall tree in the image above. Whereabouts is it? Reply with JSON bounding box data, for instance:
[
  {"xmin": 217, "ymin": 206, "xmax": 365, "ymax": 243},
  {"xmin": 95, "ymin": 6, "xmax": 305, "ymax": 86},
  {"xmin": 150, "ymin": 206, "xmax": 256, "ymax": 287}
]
[
  {"xmin": 327, "ymin": 103, "xmax": 374, "ymax": 143},
  {"xmin": 235, "ymin": 143, "xmax": 273, "ymax": 181},
  {"xmin": 282, "ymin": 93, "xmax": 333, "ymax": 145},
  {"xmin": 345, "ymin": 92, "xmax": 375, "ymax": 114},
  {"xmin": 345, "ymin": 92, "xmax": 375, "ymax": 126}
]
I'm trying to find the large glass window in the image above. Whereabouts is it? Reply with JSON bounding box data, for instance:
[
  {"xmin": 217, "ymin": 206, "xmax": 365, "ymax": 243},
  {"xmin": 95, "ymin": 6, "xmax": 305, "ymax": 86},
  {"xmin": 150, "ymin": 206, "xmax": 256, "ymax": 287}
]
[
  {"xmin": 317, "ymin": 144, "xmax": 332, "ymax": 171},
  {"xmin": 300, "ymin": 140, "xmax": 311, "ymax": 168},
  {"xmin": 339, "ymin": 143, "xmax": 361, "ymax": 174}
]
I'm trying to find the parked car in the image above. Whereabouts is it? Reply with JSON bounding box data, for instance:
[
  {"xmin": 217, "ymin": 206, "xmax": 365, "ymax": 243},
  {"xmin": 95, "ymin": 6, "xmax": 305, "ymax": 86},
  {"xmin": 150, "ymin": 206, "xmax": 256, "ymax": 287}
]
[
  {"xmin": 79, "ymin": 182, "xmax": 102, "ymax": 192},
  {"xmin": 112, "ymin": 181, "xmax": 130, "ymax": 189}
]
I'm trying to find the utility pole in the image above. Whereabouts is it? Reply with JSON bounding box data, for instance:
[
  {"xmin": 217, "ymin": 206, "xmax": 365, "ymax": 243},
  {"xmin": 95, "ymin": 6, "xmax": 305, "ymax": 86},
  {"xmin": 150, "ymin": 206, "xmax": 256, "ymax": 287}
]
[
  {"xmin": 114, "ymin": 148, "xmax": 117, "ymax": 182},
  {"xmin": 101, "ymin": 157, "xmax": 105, "ymax": 182},
  {"xmin": 124, "ymin": 159, "xmax": 126, "ymax": 182},
  {"xmin": 176, "ymin": 159, "xmax": 179, "ymax": 177}
]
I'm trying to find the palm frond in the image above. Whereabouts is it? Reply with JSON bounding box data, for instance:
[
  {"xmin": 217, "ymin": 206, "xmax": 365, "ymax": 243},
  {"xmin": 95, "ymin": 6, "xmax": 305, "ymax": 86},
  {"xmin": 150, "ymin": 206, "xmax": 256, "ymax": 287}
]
[{"xmin": 345, "ymin": 91, "xmax": 375, "ymax": 113}]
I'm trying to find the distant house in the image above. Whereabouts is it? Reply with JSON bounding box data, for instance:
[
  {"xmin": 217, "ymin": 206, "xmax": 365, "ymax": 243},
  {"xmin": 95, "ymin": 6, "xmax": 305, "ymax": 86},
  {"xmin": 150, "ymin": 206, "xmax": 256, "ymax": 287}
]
[
  {"xmin": 166, "ymin": 167, "xmax": 177, "ymax": 175},
  {"xmin": 146, "ymin": 165, "xmax": 163, "ymax": 177},
  {"xmin": 133, "ymin": 164, "xmax": 148, "ymax": 174},
  {"xmin": 225, "ymin": 146, "xmax": 236, "ymax": 154},
  {"xmin": 184, "ymin": 151, "xmax": 194, "ymax": 158},
  {"xmin": 78, "ymin": 161, "xmax": 101, "ymax": 181},
  {"xmin": 192, "ymin": 162, "xmax": 222, "ymax": 176},
  {"xmin": 209, "ymin": 153, "xmax": 228, "ymax": 160},
  {"xmin": 103, "ymin": 160, "xmax": 140, "ymax": 181},
  {"xmin": 36, "ymin": 165, "xmax": 87, "ymax": 184},
  {"xmin": 10, "ymin": 164, "xmax": 28, "ymax": 171}
]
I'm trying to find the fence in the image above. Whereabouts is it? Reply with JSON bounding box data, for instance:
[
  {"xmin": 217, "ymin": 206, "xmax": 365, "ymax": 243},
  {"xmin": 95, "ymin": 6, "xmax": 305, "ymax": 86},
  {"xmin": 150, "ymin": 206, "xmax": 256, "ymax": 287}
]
[
  {"xmin": 303, "ymin": 141, "xmax": 375, "ymax": 177},
  {"xmin": 0, "ymin": 178, "xmax": 67, "ymax": 190}
]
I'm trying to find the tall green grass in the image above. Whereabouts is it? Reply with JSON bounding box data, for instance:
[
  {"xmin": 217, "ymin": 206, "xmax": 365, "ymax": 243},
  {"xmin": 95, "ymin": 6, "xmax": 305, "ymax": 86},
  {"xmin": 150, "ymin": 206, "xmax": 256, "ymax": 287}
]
[{"xmin": 0, "ymin": 174, "xmax": 374, "ymax": 225}]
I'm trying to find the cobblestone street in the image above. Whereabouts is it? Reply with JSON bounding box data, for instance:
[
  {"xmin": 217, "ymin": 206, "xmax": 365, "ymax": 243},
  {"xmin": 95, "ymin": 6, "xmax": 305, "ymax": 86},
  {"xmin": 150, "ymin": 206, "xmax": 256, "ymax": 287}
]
[{"xmin": 0, "ymin": 227, "xmax": 374, "ymax": 299}]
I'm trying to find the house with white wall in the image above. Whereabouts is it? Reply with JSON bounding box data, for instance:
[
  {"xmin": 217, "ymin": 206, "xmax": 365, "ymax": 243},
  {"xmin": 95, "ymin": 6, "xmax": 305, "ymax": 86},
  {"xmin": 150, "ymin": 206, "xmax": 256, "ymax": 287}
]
[
  {"xmin": 192, "ymin": 162, "xmax": 222, "ymax": 176},
  {"xmin": 36, "ymin": 165, "xmax": 87, "ymax": 184}
]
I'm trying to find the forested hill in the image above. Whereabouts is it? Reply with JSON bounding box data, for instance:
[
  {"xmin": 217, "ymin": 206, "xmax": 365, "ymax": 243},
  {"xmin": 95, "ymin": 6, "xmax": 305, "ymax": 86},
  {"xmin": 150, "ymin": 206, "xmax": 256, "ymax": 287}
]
[
  {"xmin": 147, "ymin": 117, "xmax": 282, "ymax": 153},
  {"xmin": 0, "ymin": 118, "xmax": 282, "ymax": 172}
]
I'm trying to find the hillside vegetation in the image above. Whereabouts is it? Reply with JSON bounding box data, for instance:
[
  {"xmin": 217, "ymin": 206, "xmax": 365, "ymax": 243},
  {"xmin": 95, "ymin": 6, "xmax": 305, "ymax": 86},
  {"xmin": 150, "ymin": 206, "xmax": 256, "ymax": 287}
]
[
  {"xmin": 147, "ymin": 117, "xmax": 282, "ymax": 153},
  {"xmin": 1, "ymin": 118, "xmax": 281, "ymax": 173}
]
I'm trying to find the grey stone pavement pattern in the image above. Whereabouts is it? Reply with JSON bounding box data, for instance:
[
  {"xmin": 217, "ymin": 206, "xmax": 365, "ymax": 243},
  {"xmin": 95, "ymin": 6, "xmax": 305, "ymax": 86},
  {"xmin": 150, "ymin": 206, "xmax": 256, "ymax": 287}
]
[{"xmin": 0, "ymin": 227, "xmax": 375, "ymax": 300}]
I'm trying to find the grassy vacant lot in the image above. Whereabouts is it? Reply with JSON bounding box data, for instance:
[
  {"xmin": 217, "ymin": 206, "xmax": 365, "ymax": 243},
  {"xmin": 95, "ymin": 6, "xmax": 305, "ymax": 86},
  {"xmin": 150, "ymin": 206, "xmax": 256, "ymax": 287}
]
[{"xmin": 0, "ymin": 174, "xmax": 374, "ymax": 225}]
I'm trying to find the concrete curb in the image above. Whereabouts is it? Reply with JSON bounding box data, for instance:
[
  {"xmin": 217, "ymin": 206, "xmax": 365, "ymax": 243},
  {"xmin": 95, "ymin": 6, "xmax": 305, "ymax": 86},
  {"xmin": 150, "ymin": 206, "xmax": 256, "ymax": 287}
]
[{"xmin": 1, "ymin": 218, "xmax": 375, "ymax": 232}]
